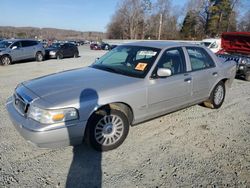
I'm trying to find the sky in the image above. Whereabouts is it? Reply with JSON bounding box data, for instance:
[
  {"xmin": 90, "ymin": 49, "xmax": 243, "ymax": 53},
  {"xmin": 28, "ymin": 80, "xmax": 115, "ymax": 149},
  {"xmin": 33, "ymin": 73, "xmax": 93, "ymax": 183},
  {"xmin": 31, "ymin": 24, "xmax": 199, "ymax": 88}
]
[
  {"xmin": 1, "ymin": 0, "xmax": 185, "ymax": 32},
  {"xmin": 1, "ymin": 0, "xmax": 248, "ymax": 32}
]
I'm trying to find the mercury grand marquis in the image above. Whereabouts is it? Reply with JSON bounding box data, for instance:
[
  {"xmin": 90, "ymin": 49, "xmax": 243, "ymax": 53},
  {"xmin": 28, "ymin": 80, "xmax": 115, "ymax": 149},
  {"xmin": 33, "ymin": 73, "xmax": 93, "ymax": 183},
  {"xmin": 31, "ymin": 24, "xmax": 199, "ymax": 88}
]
[{"xmin": 6, "ymin": 41, "xmax": 236, "ymax": 151}]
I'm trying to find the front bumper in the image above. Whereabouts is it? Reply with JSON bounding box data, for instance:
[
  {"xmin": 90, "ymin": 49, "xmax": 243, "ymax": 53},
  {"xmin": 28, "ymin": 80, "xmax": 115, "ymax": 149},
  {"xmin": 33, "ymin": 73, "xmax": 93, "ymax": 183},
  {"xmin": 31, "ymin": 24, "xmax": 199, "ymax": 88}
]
[
  {"xmin": 6, "ymin": 97, "xmax": 87, "ymax": 148},
  {"xmin": 237, "ymin": 64, "xmax": 250, "ymax": 76}
]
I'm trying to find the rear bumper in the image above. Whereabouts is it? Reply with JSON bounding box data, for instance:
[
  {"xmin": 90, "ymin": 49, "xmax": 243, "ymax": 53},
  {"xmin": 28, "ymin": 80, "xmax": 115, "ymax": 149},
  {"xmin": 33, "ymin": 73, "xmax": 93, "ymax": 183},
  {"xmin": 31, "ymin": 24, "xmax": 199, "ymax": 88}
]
[{"xmin": 6, "ymin": 97, "xmax": 87, "ymax": 149}]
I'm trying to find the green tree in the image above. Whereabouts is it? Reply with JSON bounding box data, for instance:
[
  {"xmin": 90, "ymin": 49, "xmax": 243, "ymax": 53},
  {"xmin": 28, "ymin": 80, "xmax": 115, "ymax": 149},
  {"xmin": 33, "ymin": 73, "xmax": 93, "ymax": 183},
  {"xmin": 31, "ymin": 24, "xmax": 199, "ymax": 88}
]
[
  {"xmin": 180, "ymin": 11, "xmax": 198, "ymax": 39},
  {"xmin": 206, "ymin": 0, "xmax": 237, "ymax": 37}
]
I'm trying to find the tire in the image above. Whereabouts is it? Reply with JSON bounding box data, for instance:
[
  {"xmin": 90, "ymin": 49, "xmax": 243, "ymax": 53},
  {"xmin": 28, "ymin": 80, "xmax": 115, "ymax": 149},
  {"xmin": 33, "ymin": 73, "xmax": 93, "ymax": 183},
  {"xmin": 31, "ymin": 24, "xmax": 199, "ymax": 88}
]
[
  {"xmin": 204, "ymin": 81, "xmax": 225, "ymax": 109},
  {"xmin": 73, "ymin": 52, "xmax": 79, "ymax": 58},
  {"xmin": 36, "ymin": 52, "xmax": 44, "ymax": 62},
  {"xmin": 245, "ymin": 73, "xmax": 250, "ymax": 81},
  {"xmin": 85, "ymin": 108, "xmax": 129, "ymax": 151},
  {"xmin": 1, "ymin": 55, "xmax": 12, "ymax": 65},
  {"xmin": 104, "ymin": 45, "xmax": 109, "ymax": 50},
  {"xmin": 56, "ymin": 53, "xmax": 63, "ymax": 60}
]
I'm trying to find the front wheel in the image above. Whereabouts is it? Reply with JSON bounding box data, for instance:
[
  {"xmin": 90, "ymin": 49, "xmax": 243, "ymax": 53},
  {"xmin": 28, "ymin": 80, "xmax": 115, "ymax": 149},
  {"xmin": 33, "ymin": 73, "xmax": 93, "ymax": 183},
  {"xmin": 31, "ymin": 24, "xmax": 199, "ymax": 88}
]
[
  {"xmin": 245, "ymin": 73, "xmax": 250, "ymax": 81},
  {"xmin": 36, "ymin": 52, "xmax": 44, "ymax": 62},
  {"xmin": 56, "ymin": 53, "xmax": 63, "ymax": 60},
  {"xmin": 85, "ymin": 108, "xmax": 129, "ymax": 151},
  {"xmin": 73, "ymin": 52, "xmax": 79, "ymax": 58},
  {"xmin": 1, "ymin": 55, "xmax": 12, "ymax": 65},
  {"xmin": 204, "ymin": 81, "xmax": 225, "ymax": 109}
]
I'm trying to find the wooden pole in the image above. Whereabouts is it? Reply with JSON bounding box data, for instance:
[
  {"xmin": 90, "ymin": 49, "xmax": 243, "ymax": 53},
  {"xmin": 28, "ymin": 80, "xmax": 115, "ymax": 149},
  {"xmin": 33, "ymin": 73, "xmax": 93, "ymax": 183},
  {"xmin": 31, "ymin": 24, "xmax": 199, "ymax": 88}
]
[{"xmin": 158, "ymin": 13, "xmax": 162, "ymax": 40}]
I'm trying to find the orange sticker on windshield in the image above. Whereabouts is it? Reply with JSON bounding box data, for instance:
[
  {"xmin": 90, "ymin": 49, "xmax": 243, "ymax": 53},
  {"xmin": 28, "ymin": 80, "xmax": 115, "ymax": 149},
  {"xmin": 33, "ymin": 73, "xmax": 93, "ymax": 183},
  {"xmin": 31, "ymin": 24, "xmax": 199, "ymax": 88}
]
[{"xmin": 135, "ymin": 63, "xmax": 147, "ymax": 71}]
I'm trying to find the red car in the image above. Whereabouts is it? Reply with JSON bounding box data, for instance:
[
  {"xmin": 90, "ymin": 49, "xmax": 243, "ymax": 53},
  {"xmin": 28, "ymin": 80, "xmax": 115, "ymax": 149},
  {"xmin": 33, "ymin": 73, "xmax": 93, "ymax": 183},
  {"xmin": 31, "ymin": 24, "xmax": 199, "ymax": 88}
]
[{"xmin": 90, "ymin": 43, "xmax": 101, "ymax": 50}]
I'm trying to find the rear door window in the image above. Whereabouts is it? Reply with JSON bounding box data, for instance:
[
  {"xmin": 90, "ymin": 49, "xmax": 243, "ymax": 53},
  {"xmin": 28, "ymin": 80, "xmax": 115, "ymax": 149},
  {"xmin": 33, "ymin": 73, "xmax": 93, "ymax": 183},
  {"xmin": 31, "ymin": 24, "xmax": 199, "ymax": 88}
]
[
  {"xmin": 186, "ymin": 47, "xmax": 215, "ymax": 71},
  {"xmin": 21, "ymin": 40, "xmax": 38, "ymax": 47}
]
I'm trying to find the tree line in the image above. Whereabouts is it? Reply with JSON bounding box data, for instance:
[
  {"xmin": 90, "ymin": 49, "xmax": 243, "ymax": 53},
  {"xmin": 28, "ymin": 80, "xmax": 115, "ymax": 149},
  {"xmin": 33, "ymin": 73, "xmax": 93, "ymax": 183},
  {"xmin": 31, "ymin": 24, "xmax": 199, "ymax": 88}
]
[
  {"xmin": 107, "ymin": 0, "xmax": 250, "ymax": 40},
  {"xmin": 0, "ymin": 26, "xmax": 105, "ymax": 40}
]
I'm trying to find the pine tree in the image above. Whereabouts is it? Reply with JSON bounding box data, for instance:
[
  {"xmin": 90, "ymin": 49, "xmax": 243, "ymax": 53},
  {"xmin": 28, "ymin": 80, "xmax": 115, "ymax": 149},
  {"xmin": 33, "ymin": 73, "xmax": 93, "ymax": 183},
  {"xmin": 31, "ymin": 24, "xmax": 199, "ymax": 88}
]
[
  {"xmin": 180, "ymin": 11, "xmax": 197, "ymax": 39},
  {"xmin": 206, "ymin": 0, "xmax": 236, "ymax": 37}
]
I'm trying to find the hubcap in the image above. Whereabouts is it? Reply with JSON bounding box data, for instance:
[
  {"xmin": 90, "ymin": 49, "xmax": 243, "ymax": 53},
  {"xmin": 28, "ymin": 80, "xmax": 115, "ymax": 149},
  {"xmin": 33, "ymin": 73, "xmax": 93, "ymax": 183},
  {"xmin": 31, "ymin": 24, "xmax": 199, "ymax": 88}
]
[
  {"xmin": 94, "ymin": 115, "xmax": 124, "ymax": 146},
  {"xmin": 38, "ymin": 54, "xmax": 43, "ymax": 61},
  {"xmin": 214, "ymin": 85, "xmax": 224, "ymax": 105},
  {"xmin": 2, "ymin": 57, "xmax": 10, "ymax": 65}
]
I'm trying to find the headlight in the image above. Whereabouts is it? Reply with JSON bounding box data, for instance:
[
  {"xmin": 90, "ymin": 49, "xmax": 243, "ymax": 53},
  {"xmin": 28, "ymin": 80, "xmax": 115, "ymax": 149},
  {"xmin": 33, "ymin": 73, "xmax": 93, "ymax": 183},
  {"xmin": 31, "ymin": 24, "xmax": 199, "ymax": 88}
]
[
  {"xmin": 240, "ymin": 58, "xmax": 247, "ymax": 64},
  {"xmin": 239, "ymin": 58, "xmax": 250, "ymax": 65},
  {"xmin": 49, "ymin": 51, "xmax": 56, "ymax": 55},
  {"xmin": 28, "ymin": 105, "xmax": 78, "ymax": 124}
]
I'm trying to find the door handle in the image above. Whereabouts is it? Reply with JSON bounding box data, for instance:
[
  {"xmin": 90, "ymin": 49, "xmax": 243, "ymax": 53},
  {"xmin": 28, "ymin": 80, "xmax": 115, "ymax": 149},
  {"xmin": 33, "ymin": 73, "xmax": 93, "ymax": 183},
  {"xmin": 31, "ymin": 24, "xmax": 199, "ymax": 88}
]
[
  {"xmin": 184, "ymin": 78, "xmax": 192, "ymax": 83},
  {"xmin": 212, "ymin": 72, "xmax": 218, "ymax": 76}
]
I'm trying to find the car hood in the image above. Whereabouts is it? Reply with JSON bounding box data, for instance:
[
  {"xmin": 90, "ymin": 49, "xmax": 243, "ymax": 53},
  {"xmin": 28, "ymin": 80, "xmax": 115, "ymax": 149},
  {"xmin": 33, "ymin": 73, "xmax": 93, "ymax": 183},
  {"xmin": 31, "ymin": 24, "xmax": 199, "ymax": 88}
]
[{"xmin": 22, "ymin": 67, "xmax": 141, "ymax": 105}]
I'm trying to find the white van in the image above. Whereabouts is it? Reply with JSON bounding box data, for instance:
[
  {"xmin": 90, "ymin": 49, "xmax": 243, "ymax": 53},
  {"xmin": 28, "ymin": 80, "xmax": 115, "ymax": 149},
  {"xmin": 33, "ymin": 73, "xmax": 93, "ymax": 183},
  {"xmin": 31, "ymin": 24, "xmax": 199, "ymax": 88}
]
[{"xmin": 201, "ymin": 38, "xmax": 221, "ymax": 53}]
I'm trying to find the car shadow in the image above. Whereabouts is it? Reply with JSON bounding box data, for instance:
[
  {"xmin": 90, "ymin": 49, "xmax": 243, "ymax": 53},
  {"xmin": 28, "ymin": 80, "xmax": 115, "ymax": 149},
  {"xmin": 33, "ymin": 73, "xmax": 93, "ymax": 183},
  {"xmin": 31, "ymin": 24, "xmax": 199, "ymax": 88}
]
[
  {"xmin": 66, "ymin": 144, "xmax": 102, "ymax": 188},
  {"xmin": 235, "ymin": 75, "xmax": 247, "ymax": 81},
  {"xmin": 6, "ymin": 58, "xmax": 50, "ymax": 65},
  {"xmin": 66, "ymin": 88, "xmax": 102, "ymax": 188}
]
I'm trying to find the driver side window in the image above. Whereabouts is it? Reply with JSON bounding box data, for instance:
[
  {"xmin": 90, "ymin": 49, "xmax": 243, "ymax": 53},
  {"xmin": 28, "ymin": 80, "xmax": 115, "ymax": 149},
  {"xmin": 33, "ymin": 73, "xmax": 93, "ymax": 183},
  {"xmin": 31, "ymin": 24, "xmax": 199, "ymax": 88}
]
[
  {"xmin": 157, "ymin": 48, "xmax": 186, "ymax": 75},
  {"xmin": 11, "ymin": 41, "xmax": 21, "ymax": 48}
]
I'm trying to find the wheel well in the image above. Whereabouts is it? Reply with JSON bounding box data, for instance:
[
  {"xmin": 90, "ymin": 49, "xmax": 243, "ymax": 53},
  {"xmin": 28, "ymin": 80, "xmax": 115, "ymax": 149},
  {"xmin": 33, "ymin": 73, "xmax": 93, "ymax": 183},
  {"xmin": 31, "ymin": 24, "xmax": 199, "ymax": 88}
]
[
  {"xmin": 221, "ymin": 78, "xmax": 229, "ymax": 87},
  {"xmin": 96, "ymin": 102, "xmax": 134, "ymax": 125},
  {"xmin": 36, "ymin": 51, "xmax": 43, "ymax": 55},
  {"xmin": 1, "ymin": 54, "xmax": 12, "ymax": 60}
]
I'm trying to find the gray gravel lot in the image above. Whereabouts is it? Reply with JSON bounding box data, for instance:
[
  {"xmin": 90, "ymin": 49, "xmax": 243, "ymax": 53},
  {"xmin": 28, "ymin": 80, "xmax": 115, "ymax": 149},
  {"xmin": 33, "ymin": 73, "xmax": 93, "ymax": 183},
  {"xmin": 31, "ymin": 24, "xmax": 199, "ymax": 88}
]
[{"xmin": 0, "ymin": 46, "xmax": 249, "ymax": 187}]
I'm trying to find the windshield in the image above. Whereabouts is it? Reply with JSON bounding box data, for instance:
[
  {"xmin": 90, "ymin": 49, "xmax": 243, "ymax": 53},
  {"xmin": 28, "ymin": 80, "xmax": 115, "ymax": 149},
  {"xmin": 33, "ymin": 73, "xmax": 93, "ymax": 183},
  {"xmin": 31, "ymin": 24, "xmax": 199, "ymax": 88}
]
[
  {"xmin": 49, "ymin": 43, "xmax": 61, "ymax": 48},
  {"xmin": 200, "ymin": 42, "xmax": 211, "ymax": 47},
  {"xmin": 91, "ymin": 45, "xmax": 160, "ymax": 78},
  {"xmin": 0, "ymin": 41, "xmax": 13, "ymax": 48}
]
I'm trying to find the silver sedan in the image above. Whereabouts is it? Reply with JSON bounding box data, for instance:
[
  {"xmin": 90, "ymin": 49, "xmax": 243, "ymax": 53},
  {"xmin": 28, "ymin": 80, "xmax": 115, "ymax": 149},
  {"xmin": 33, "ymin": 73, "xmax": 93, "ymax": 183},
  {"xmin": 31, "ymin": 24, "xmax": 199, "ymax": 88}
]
[{"xmin": 6, "ymin": 41, "xmax": 236, "ymax": 151}]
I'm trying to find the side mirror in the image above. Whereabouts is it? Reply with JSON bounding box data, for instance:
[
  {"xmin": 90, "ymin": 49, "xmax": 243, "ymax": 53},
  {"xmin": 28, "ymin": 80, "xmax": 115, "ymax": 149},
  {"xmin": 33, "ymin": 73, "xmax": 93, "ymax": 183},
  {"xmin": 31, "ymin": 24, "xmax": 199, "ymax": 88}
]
[
  {"xmin": 12, "ymin": 46, "xmax": 17, "ymax": 50},
  {"xmin": 157, "ymin": 68, "xmax": 172, "ymax": 77}
]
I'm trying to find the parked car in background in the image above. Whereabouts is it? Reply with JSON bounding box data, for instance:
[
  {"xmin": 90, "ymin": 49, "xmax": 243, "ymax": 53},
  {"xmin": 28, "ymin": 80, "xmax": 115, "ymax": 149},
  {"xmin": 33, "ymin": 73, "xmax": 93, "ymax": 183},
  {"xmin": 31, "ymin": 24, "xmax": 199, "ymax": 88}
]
[
  {"xmin": 201, "ymin": 38, "xmax": 221, "ymax": 53},
  {"xmin": 217, "ymin": 32, "xmax": 250, "ymax": 81},
  {"xmin": 45, "ymin": 42, "xmax": 79, "ymax": 59},
  {"xmin": 6, "ymin": 42, "xmax": 236, "ymax": 151},
  {"xmin": 0, "ymin": 39, "xmax": 45, "ymax": 65},
  {"xmin": 68, "ymin": 41, "xmax": 79, "ymax": 46},
  {"xmin": 100, "ymin": 43, "xmax": 111, "ymax": 50},
  {"xmin": 90, "ymin": 43, "xmax": 101, "ymax": 50}
]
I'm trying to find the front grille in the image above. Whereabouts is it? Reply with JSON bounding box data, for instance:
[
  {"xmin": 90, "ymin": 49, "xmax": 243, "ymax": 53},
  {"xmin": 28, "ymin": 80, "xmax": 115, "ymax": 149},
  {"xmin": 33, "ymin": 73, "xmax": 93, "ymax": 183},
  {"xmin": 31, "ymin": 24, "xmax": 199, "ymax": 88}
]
[{"xmin": 13, "ymin": 93, "xmax": 29, "ymax": 116}]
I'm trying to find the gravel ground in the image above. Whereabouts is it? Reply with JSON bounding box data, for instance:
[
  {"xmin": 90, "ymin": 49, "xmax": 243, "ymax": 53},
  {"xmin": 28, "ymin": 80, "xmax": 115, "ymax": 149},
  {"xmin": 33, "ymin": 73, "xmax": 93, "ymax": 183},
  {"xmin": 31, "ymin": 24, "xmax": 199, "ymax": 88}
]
[{"xmin": 0, "ymin": 46, "xmax": 249, "ymax": 188}]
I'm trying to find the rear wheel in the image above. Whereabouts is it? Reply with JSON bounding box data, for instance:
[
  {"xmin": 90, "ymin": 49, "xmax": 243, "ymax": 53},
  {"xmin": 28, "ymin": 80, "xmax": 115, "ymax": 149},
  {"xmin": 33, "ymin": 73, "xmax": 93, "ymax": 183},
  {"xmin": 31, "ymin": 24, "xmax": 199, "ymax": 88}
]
[
  {"xmin": 204, "ymin": 81, "xmax": 225, "ymax": 109},
  {"xmin": 36, "ymin": 52, "xmax": 44, "ymax": 62},
  {"xmin": 85, "ymin": 108, "xmax": 129, "ymax": 151},
  {"xmin": 1, "ymin": 55, "xmax": 12, "ymax": 65}
]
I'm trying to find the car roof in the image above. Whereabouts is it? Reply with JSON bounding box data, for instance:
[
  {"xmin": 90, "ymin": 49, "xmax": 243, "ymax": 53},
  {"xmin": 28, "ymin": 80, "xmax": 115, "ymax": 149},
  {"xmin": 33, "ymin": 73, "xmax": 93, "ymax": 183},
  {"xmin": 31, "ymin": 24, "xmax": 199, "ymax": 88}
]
[
  {"xmin": 122, "ymin": 41, "xmax": 198, "ymax": 49},
  {"xmin": 3, "ymin": 39, "xmax": 37, "ymax": 42}
]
